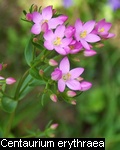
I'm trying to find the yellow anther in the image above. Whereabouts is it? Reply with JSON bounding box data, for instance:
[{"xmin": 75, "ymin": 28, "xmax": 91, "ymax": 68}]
[
  {"xmin": 80, "ymin": 30, "xmax": 87, "ymax": 38},
  {"xmin": 99, "ymin": 27, "xmax": 104, "ymax": 33},
  {"xmin": 62, "ymin": 73, "xmax": 71, "ymax": 81},
  {"xmin": 53, "ymin": 37, "xmax": 62, "ymax": 46}
]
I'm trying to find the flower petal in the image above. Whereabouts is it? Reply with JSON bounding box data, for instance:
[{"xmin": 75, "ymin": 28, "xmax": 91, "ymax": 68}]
[
  {"xmin": 75, "ymin": 19, "xmax": 83, "ymax": 32},
  {"xmin": 59, "ymin": 57, "xmax": 70, "ymax": 73},
  {"xmin": 55, "ymin": 47, "xmax": 67, "ymax": 55},
  {"xmin": 31, "ymin": 24, "xmax": 41, "ymax": 35},
  {"xmin": 55, "ymin": 25, "xmax": 65, "ymax": 38},
  {"xmin": 62, "ymin": 38, "xmax": 72, "ymax": 47},
  {"xmin": 69, "ymin": 68, "xmax": 84, "ymax": 79},
  {"xmin": 58, "ymin": 79, "xmax": 66, "ymax": 92},
  {"xmin": 44, "ymin": 30, "xmax": 54, "ymax": 40},
  {"xmin": 85, "ymin": 34, "xmax": 101, "ymax": 43},
  {"xmin": 80, "ymin": 39, "xmax": 90, "ymax": 49},
  {"xmin": 83, "ymin": 20, "xmax": 95, "ymax": 34},
  {"xmin": 42, "ymin": 6, "xmax": 52, "ymax": 20},
  {"xmin": 48, "ymin": 18, "xmax": 63, "ymax": 29},
  {"xmin": 32, "ymin": 12, "xmax": 42, "ymax": 23},
  {"xmin": 66, "ymin": 80, "xmax": 81, "ymax": 90},
  {"xmin": 44, "ymin": 41, "xmax": 53, "ymax": 50}
]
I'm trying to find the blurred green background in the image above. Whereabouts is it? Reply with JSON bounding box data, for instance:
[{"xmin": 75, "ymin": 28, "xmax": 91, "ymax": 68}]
[{"xmin": 0, "ymin": 0, "xmax": 120, "ymax": 149}]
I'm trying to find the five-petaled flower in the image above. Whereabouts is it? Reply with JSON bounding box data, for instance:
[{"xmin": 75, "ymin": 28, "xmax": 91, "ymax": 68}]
[
  {"xmin": 74, "ymin": 19, "xmax": 101, "ymax": 50},
  {"xmin": 51, "ymin": 57, "xmax": 84, "ymax": 92}
]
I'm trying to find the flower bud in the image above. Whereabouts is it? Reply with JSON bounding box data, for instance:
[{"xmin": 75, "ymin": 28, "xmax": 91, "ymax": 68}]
[
  {"xmin": 49, "ymin": 59, "xmax": 58, "ymax": 66},
  {"xmin": 76, "ymin": 77, "xmax": 84, "ymax": 81},
  {"xmin": 84, "ymin": 50, "xmax": 97, "ymax": 57},
  {"xmin": 39, "ymin": 69, "xmax": 44, "ymax": 76},
  {"xmin": 80, "ymin": 81, "xmax": 92, "ymax": 91},
  {"xmin": 33, "ymin": 5, "xmax": 38, "ymax": 12},
  {"xmin": 6, "ymin": 77, "xmax": 16, "ymax": 85},
  {"xmin": 67, "ymin": 90, "xmax": 76, "ymax": 97},
  {"xmin": 33, "ymin": 38, "xmax": 38, "ymax": 43},
  {"xmin": 71, "ymin": 100, "xmax": 76, "ymax": 105},
  {"xmin": 26, "ymin": 13, "xmax": 33, "ymax": 21},
  {"xmin": 50, "ymin": 94, "xmax": 57, "ymax": 102},
  {"xmin": 50, "ymin": 123, "xmax": 58, "ymax": 130}
]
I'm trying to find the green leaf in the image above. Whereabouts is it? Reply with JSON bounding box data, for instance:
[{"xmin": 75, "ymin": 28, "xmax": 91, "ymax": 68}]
[
  {"xmin": 1, "ymin": 97, "xmax": 18, "ymax": 113},
  {"xmin": 25, "ymin": 36, "xmax": 34, "ymax": 66},
  {"xmin": 32, "ymin": 42, "xmax": 44, "ymax": 50}
]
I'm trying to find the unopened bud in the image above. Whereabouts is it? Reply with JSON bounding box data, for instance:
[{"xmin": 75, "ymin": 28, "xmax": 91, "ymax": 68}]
[
  {"xmin": 50, "ymin": 123, "xmax": 58, "ymax": 130},
  {"xmin": 26, "ymin": 13, "xmax": 33, "ymax": 21},
  {"xmin": 6, "ymin": 77, "xmax": 16, "ymax": 85},
  {"xmin": 71, "ymin": 100, "xmax": 76, "ymax": 105},
  {"xmin": 33, "ymin": 5, "xmax": 38, "ymax": 11},
  {"xmin": 72, "ymin": 57, "xmax": 80, "ymax": 62},
  {"xmin": 50, "ymin": 94, "xmax": 57, "ymax": 102},
  {"xmin": 33, "ymin": 38, "xmax": 38, "ymax": 43},
  {"xmin": 39, "ymin": 69, "xmax": 44, "ymax": 76},
  {"xmin": 49, "ymin": 59, "xmax": 58, "ymax": 66},
  {"xmin": 84, "ymin": 50, "xmax": 97, "ymax": 57},
  {"xmin": 67, "ymin": 91, "xmax": 76, "ymax": 97}
]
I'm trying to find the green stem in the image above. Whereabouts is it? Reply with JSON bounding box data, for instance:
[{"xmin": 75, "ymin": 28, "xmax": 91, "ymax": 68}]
[
  {"xmin": 14, "ymin": 69, "xmax": 29, "ymax": 100},
  {"xmin": 3, "ymin": 111, "xmax": 15, "ymax": 138}
]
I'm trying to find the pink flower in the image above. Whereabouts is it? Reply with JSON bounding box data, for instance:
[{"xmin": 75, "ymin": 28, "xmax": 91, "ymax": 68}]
[
  {"xmin": 80, "ymin": 81, "xmax": 92, "ymax": 91},
  {"xmin": 65, "ymin": 40, "xmax": 83, "ymax": 54},
  {"xmin": 50, "ymin": 94, "xmax": 58, "ymax": 102},
  {"xmin": 31, "ymin": 6, "xmax": 67, "ymax": 35},
  {"xmin": 65, "ymin": 25, "xmax": 75, "ymax": 38},
  {"xmin": 74, "ymin": 19, "xmax": 101, "ymax": 49},
  {"xmin": 0, "ymin": 76, "xmax": 16, "ymax": 85},
  {"xmin": 26, "ymin": 13, "xmax": 33, "ymax": 21},
  {"xmin": 50, "ymin": 123, "xmax": 58, "ymax": 129},
  {"xmin": 51, "ymin": 57, "xmax": 84, "ymax": 92},
  {"xmin": 44, "ymin": 25, "xmax": 72, "ymax": 55},
  {"xmin": 49, "ymin": 59, "xmax": 58, "ymax": 66},
  {"xmin": 94, "ymin": 19, "xmax": 115, "ymax": 38},
  {"xmin": 84, "ymin": 49, "xmax": 97, "ymax": 57}
]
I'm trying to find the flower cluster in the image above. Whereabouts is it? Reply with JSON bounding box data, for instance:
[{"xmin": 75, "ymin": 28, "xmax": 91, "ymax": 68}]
[{"xmin": 24, "ymin": 5, "xmax": 114, "ymax": 104}]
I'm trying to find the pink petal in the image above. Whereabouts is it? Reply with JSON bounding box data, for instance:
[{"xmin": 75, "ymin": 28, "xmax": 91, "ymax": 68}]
[
  {"xmin": 48, "ymin": 18, "xmax": 63, "ymax": 29},
  {"xmin": 84, "ymin": 49, "xmax": 97, "ymax": 57},
  {"xmin": 58, "ymin": 79, "xmax": 66, "ymax": 92},
  {"xmin": 51, "ymin": 68, "xmax": 62, "ymax": 80},
  {"xmin": 80, "ymin": 81, "xmax": 92, "ymax": 91},
  {"xmin": 31, "ymin": 24, "xmax": 41, "ymax": 35},
  {"xmin": 85, "ymin": 34, "xmax": 101, "ymax": 43},
  {"xmin": 43, "ymin": 30, "xmax": 54, "ymax": 40},
  {"xmin": 80, "ymin": 39, "xmax": 90, "ymax": 49},
  {"xmin": 69, "ymin": 68, "xmax": 84, "ymax": 79},
  {"xmin": 44, "ymin": 41, "xmax": 53, "ymax": 50},
  {"xmin": 66, "ymin": 80, "xmax": 81, "ymax": 90},
  {"xmin": 106, "ymin": 33, "xmax": 115, "ymax": 38},
  {"xmin": 58, "ymin": 15, "xmax": 68, "ymax": 23},
  {"xmin": 41, "ymin": 22, "xmax": 48, "ymax": 32},
  {"xmin": 32, "ymin": 12, "xmax": 42, "ymax": 23},
  {"xmin": 55, "ymin": 47, "xmax": 67, "ymax": 55},
  {"xmin": 83, "ymin": 20, "xmax": 95, "ymax": 34},
  {"xmin": 102, "ymin": 23, "xmax": 111, "ymax": 32},
  {"xmin": 55, "ymin": 25, "xmax": 65, "ymax": 38},
  {"xmin": 0, "ymin": 76, "xmax": 4, "ymax": 80},
  {"xmin": 75, "ymin": 19, "xmax": 83, "ymax": 32},
  {"xmin": 59, "ymin": 57, "xmax": 70, "ymax": 73},
  {"xmin": 62, "ymin": 38, "xmax": 72, "ymax": 47},
  {"xmin": 6, "ymin": 77, "xmax": 16, "ymax": 85},
  {"xmin": 42, "ymin": 6, "xmax": 52, "ymax": 20}
]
